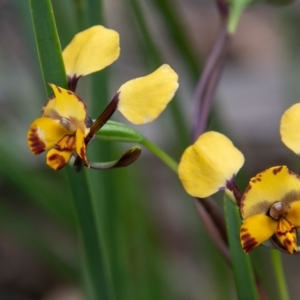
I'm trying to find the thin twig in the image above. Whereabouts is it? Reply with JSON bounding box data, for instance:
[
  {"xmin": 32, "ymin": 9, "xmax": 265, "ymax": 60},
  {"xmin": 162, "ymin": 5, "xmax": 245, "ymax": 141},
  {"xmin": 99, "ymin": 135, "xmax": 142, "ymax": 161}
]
[
  {"xmin": 194, "ymin": 198, "xmax": 231, "ymax": 264},
  {"xmin": 192, "ymin": 25, "xmax": 230, "ymax": 139}
]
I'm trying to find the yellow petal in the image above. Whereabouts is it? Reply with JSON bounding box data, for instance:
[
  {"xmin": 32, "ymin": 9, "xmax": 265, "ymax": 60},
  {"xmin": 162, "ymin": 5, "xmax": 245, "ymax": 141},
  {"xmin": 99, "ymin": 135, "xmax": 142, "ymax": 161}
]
[
  {"xmin": 27, "ymin": 117, "xmax": 69, "ymax": 154},
  {"xmin": 43, "ymin": 84, "xmax": 87, "ymax": 131},
  {"xmin": 241, "ymin": 166, "xmax": 300, "ymax": 219},
  {"xmin": 240, "ymin": 215, "xmax": 277, "ymax": 253},
  {"xmin": 276, "ymin": 218, "xmax": 297, "ymax": 254},
  {"xmin": 287, "ymin": 201, "xmax": 300, "ymax": 227},
  {"xmin": 62, "ymin": 25, "xmax": 120, "ymax": 77},
  {"xmin": 117, "ymin": 64, "xmax": 179, "ymax": 124},
  {"xmin": 178, "ymin": 131, "xmax": 244, "ymax": 198},
  {"xmin": 280, "ymin": 103, "xmax": 300, "ymax": 155},
  {"xmin": 75, "ymin": 129, "xmax": 89, "ymax": 166},
  {"xmin": 46, "ymin": 148, "xmax": 73, "ymax": 170}
]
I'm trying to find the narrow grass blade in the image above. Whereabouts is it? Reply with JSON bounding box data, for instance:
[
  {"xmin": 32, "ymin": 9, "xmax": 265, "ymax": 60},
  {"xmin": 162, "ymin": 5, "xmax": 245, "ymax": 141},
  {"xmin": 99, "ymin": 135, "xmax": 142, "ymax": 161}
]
[
  {"xmin": 29, "ymin": 1, "xmax": 112, "ymax": 299},
  {"xmin": 224, "ymin": 194, "xmax": 259, "ymax": 300}
]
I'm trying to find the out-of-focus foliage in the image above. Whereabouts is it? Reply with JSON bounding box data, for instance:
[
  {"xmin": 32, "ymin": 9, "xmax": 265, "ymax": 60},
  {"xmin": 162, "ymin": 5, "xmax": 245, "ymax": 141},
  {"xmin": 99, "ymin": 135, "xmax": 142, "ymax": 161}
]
[{"xmin": 0, "ymin": 0, "xmax": 300, "ymax": 299}]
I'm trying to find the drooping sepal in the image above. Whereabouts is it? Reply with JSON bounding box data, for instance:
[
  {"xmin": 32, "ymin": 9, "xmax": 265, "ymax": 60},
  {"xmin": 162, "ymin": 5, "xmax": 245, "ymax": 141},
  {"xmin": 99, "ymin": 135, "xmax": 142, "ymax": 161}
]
[
  {"xmin": 46, "ymin": 148, "xmax": 73, "ymax": 170},
  {"xmin": 240, "ymin": 215, "xmax": 277, "ymax": 253},
  {"xmin": 89, "ymin": 146, "xmax": 141, "ymax": 170}
]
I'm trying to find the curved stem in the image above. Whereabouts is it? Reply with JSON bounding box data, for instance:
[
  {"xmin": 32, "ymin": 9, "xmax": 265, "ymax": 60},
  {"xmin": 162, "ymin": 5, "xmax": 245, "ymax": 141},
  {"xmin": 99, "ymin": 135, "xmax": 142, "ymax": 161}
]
[
  {"xmin": 140, "ymin": 137, "xmax": 178, "ymax": 173},
  {"xmin": 192, "ymin": 25, "xmax": 230, "ymax": 139},
  {"xmin": 271, "ymin": 250, "xmax": 290, "ymax": 300}
]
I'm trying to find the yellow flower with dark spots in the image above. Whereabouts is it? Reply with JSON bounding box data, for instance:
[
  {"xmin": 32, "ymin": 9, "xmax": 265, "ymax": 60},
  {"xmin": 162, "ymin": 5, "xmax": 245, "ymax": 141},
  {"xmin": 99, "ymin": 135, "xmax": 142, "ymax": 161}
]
[
  {"xmin": 240, "ymin": 166, "xmax": 300, "ymax": 254},
  {"xmin": 28, "ymin": 84, "xmax": 89, "ymax": 170},
  {"xmin": 28, "ymin": 26, "xmax": 179, "ymax": 170}
]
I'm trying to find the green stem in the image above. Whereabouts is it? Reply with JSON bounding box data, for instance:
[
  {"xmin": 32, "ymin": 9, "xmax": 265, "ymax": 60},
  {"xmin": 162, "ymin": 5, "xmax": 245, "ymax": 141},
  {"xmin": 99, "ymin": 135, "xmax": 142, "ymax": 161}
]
[
  {"xmin": 95, "ymin": 120, "xmax": 178, "ymax": 173},
  {"xmin": 271, "ymin": 250, "xmax": 290, "ymax": 300},
  {"xmin": 224, "ymin": 196, "xmax": 259, "ymax": 300},
  {"xmin": 227, "ymin": 0, "xmax": 250, "ymax": 34},
  {"xmin": 141, "ymin": 138, "xmax": 178, "ymax": 173}
]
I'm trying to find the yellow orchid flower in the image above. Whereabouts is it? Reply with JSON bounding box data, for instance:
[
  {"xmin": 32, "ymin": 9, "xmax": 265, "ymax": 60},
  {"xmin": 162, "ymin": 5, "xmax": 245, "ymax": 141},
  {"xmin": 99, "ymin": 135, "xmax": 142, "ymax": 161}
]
[
  {"xmin": 240, "ymin": 166, "xmax": 300, "ymax": 254},
  {"xmin": 178, "ymin": 131, "xmax": 245, "ymax": 198},
  {"xmin": 28, "ymin": 84, "xmax": 90, "ymax": 170},
  {"xmin": 28, "ymin": 64, "xmax": 178, "ymax": 170},
  {"xmin": 28, "ymin": 26, "xmax": 179, "ymax": 170}
]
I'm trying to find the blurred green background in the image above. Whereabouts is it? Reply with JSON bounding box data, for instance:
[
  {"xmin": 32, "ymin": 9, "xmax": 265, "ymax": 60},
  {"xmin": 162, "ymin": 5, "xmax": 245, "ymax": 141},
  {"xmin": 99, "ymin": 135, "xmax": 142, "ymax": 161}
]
[{"xmin": 1, "ymin": 0, "xmax": 300, "ymax": 299}]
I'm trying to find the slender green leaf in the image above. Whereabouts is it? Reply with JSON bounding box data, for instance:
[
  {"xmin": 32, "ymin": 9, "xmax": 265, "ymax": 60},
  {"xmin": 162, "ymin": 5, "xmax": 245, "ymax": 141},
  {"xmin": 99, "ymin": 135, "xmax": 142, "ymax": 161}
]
[
  {"xmin": 97, "ymin": 120, "xmax": 144, "ymax": 143},
  {"xmin": 29, "ymin": 0, "xmax": 67, "ymax": 93},
  {"xmin": 271, "ymin": 250, "xmax": 290, "ymax": 300},
  {"xmin": 224, "ymin": 194, "xmax": 259, "ymax": 300},
  {"xmin": 29, "ymin": 1, "xmax": 112, "ymax": 299},
  {"xmin": 228, "ymin": 0, "xmax": 252, "ymax": 34}
]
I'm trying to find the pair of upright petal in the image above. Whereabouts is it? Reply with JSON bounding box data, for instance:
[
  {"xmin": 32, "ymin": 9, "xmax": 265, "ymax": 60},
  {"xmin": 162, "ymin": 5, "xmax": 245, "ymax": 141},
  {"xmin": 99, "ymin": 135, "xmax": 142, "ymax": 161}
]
[{"xmin": 28, "ymin": 26, "xmax": 179, "ymax": 170}]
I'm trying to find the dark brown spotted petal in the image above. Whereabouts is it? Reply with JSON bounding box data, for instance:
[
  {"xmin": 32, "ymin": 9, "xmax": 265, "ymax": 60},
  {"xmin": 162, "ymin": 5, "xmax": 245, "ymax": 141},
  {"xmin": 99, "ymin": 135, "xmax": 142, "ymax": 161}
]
[
  {"xmin": 27, "ymin": 117, "xmax": 69, "ymax": 154},
  {"xmin": 46, "ymin": 148, "xmax": 73, "ymax": 170},
  {"xmin": 240, "ymin": 215, "xmax": 277, "ymax": 253}
]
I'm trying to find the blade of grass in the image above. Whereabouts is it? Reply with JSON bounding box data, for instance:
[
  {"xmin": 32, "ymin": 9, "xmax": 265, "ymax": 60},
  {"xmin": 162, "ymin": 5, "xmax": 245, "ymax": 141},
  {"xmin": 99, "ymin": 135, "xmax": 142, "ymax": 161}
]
[
  {"xmin": 224, "ymin": 194, "xmax": 259, "ymax": 300},
  {"xmin": 271, "ymin": 250, "xmax": 290, "ymax": 300},
  {"xmin": 29, "ymin": 1, "xmax": 113, "ymax": 299}
]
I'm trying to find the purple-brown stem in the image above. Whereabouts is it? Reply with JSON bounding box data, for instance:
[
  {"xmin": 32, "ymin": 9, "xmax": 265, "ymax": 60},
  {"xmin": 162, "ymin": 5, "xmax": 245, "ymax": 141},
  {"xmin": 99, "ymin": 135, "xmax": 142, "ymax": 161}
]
[
  {"xmin": 192, "ymin": 25, "xmax": 230, "ymax": 139},
  {"xmin": 85, "ymin": 93, "xmax": 120, "ymax": 144},
  {"xmin": 216, "ymin": 0, "xmax": 229, "ymax": 20},
  {"xmin": 194, "ymin": 198, "xmax": 231, "ymax": 264},
  {"xmin": 68, "ymin": 75, "xmax": 81, "ymax": 92},
  {"xmin": 226, "ymin": 179, "xmax": 243, "ymax": 207}
]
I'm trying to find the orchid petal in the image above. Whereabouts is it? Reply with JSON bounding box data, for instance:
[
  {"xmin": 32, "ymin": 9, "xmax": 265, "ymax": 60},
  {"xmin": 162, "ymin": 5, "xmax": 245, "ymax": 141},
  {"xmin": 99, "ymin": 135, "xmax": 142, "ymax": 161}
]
[
  {"xmin": 117, "ymin": 64, "xmax": 178, "ymax": 124},
  {"xmin": 178, "ymin": 131, "xmax": 244, "ymax": 198}
]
